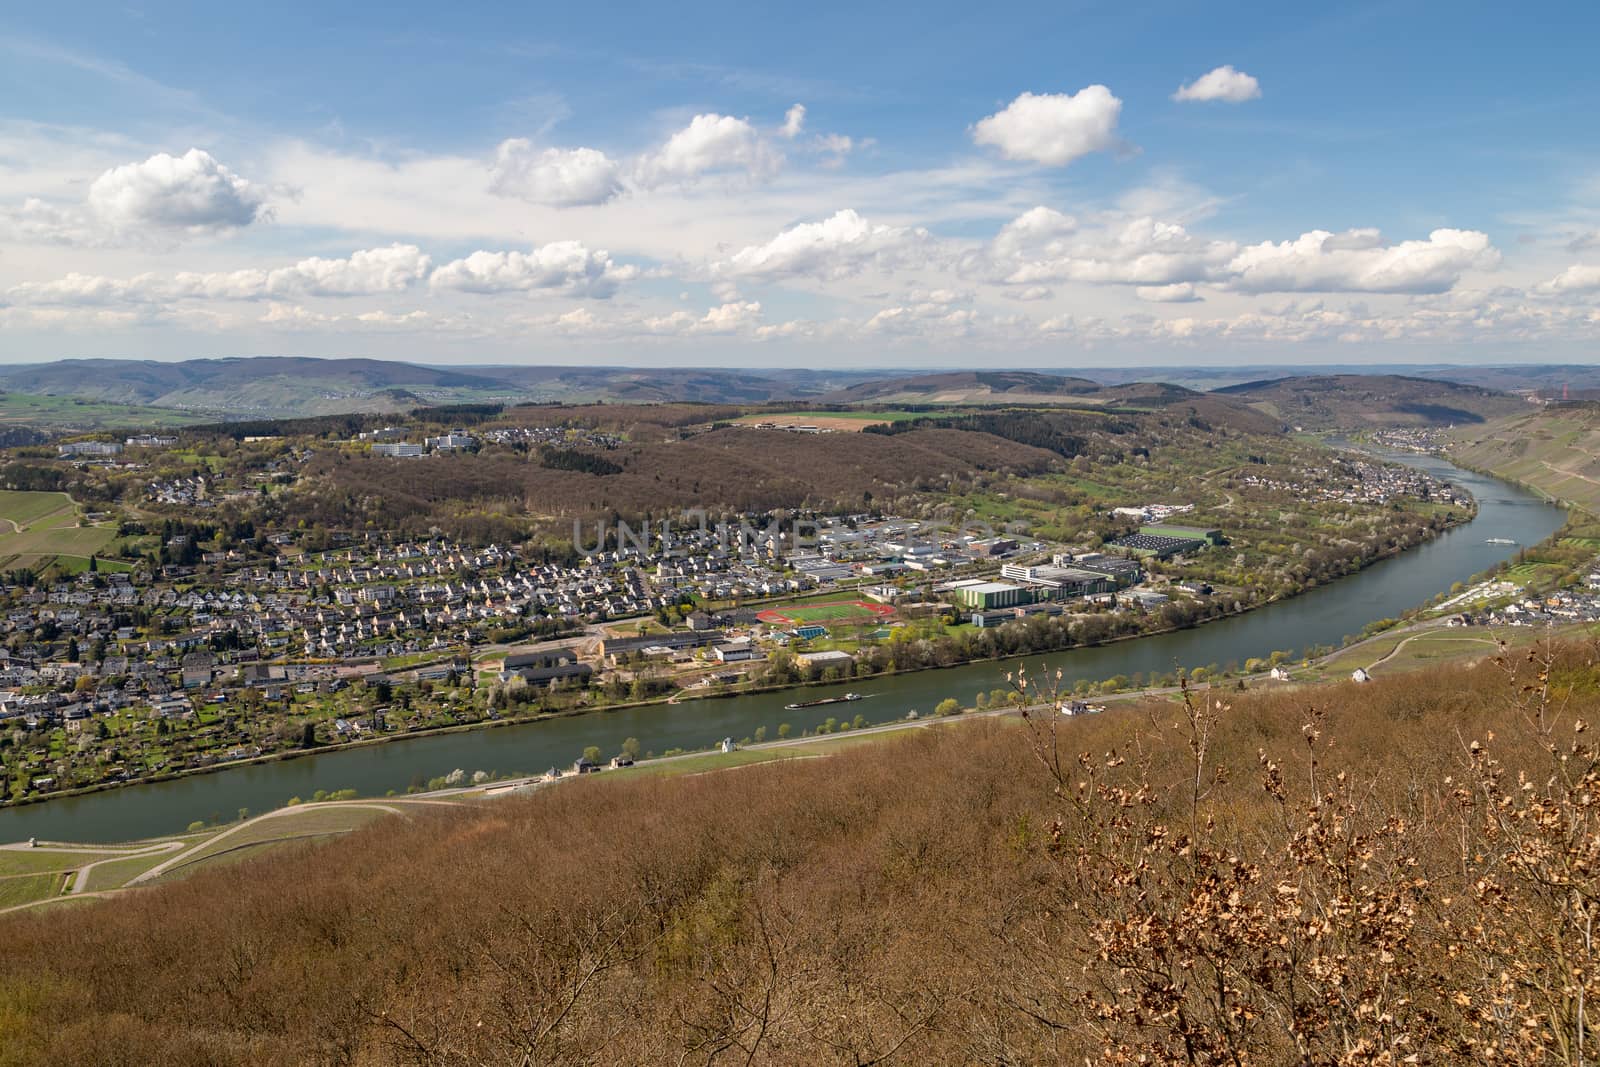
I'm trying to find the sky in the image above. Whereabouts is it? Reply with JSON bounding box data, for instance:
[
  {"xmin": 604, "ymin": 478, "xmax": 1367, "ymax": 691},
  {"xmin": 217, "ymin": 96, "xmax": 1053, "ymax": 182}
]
[{"xmin": 2, "ymin": 0, "xmax": 1599, "ymax": 368}]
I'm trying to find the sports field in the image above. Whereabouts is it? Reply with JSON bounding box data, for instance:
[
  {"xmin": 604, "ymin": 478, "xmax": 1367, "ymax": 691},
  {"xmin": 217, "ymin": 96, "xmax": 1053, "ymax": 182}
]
[{"xmin": 756, "ymin": 600, "xmax": 895, "ymax": 626}]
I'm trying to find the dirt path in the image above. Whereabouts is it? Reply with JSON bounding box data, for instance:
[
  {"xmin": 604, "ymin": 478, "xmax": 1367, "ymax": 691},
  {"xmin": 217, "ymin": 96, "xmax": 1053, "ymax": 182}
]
[
  {"xmin": 130, "ymin": 801, "xmax": 416, "ymax": 885},
  {"xmin": 1366, "ymin": 631, "xmax": 1500, "ymax": 671},
  {"xmin": 70, "ymin": 841, "xmax": 184, "ymax": 893}
]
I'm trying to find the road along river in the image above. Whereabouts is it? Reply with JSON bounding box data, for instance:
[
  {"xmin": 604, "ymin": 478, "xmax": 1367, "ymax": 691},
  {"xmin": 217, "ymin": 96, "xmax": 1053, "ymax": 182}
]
[{"xmin": 0, "ymin": 452, "xmax": 1566, "ymax": 843}]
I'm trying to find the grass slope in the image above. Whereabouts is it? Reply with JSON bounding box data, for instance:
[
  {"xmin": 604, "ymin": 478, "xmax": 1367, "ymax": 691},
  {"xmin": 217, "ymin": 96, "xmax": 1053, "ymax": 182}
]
[{"xmin": 1451, "ymin": 404, "xmax": 1600, "ymax": 512}]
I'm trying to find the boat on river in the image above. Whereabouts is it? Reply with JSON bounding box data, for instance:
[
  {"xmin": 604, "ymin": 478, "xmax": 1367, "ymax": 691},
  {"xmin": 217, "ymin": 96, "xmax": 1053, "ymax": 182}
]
[
  {"xmin": 785, "ymin": 692, "xmax": 864, "ymax": 710},
  {"xmin": 1485, "ymin": 537, "xmax": 1518, "ymax": 545}
]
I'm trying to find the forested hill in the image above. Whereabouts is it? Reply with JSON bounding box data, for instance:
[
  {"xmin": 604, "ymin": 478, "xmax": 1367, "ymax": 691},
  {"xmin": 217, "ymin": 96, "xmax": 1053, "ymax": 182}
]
[
  {"xmin": 0, "ymin": 645, "xmax": 1593, "ymax": 1063},
  {"xmin": 1215, "ymin": 373, "xmax": 1525, "ymax": 429}
]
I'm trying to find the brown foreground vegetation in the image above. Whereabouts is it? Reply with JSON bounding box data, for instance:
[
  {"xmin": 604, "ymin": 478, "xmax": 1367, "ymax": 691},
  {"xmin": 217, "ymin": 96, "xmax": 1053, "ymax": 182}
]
[{"xmin": 0, "ymin": 643, "xmax": 1597, "ymax": 1065}]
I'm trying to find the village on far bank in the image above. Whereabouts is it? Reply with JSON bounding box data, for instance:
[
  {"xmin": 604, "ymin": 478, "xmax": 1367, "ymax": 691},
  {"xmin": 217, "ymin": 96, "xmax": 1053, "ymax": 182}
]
[{"xmin": 0, "ymin": 415, "xmax": 1556, "ymax": 804}]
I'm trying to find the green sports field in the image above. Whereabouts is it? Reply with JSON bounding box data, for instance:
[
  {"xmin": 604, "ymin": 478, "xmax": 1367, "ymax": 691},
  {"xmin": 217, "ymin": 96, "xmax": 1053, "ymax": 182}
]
[{"xmin": 756, "ymin": 600, "xmax": 895, "ymax": 626}]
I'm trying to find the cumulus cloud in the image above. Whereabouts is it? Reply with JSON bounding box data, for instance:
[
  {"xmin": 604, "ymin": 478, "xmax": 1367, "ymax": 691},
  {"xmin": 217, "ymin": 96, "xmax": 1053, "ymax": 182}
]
[
  {"xmin": 1226, "ymin": 228, "xmax": 1499, "ymax": 294},
  {"xmin": 430, "ymin": 241, "xmax": 637, "ymax": 298},
  {"xmin": 1536, "ymin": 264, "xmax": 1600, "ymax": 294},
  {"xmin": 87, "ymin": 148, "xmax": 267, "ymax": 232},
  {"xmin": 1136, "ymin": 282, "xmax": 1203, "ymax": 302},
  {"xmin": 1173, "ymin": 65, "xmax": 1262, "ymax": 103},
  {"xmin": 262, "ymin": 244, "xmax": 432, "ymax": 297},
  {"xmin": 782, "ymin": 104, "xmax": 806, "ymax": 139},
  {"xmin": 713, "ymin": 209, "xmax": 933, "ymax": 281},
  {"xmin": 635, "ymin": 113, "xmax": 780, "ymax": 186},
  {"xmin": 991, "ymin": 205, "xmax": 1078, "ymax": 257},
  {"xmin": 0, "ymin": 197, "xmax": 99, "ymax": 245},
  {"xmin": 971, "ymin": 86, "xmax": 1123, "ymax": 166},
  {"xmin": 983, "ymin": 210, "xmax": 1238, "ymax": 288},
  {"xmin": 646, "ymin": 301, "xmax": 763, "ymax": 335},
  {"xmin": 8, "ymin": 245, "xmax": 434, "ymax": 306},
  {"xmin": 865, "ymin": 303, "xmax": 978, "ymax": 336},
  {"xmin": 488, "ymin": 141, "xmax": 623, "ymax": 207},
  {"xmin": 5, "ymin": 272, "xmax": 154, "ymax": 306}
]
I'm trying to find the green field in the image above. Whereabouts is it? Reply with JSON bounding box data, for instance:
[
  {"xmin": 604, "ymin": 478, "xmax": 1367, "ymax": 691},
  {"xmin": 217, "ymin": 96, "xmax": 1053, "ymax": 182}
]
[
  {"xmin": 0, "ymin": 392, "xmax": 214, "ymax": 430},
  {"xmin": 0, "ymin": 871, "xmax": 67, "ymax": 908},
  {"xmin": 0, "ymin": 489, "xmax": 75, "ymax": 530},
  {"xmin": 772, "ymin": 409, "xmax": 925, "ymax": 422},
  {"xmin": 0, "ymin": 849, "xmax": 117, "ymax": 876},
  {"xmin": 756, "ymin": 600, "xmax": 894, "ymax": 626},
  {"xmin": 0, "ymin": 490, "xmax": 123, "ymax": 571}
]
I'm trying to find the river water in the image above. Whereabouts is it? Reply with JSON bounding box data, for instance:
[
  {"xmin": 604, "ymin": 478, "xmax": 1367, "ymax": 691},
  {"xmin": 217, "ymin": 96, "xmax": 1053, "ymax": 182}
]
[{"xmin": 0, "ymin": 452, "xmax": 1565, "ymax": 843}]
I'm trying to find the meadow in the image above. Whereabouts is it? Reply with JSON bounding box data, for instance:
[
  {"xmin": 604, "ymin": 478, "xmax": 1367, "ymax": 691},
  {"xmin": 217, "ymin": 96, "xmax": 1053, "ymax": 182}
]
[{"xmin": 0, "ymin": 490, "xmax": 121, "ymax": 572}]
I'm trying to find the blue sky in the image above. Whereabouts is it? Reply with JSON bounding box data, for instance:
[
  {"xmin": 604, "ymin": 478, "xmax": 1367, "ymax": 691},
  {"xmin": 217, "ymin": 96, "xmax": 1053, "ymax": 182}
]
[{"xmin": 1, "ymin": 1, "xmax": 1598, "ymax": 366}]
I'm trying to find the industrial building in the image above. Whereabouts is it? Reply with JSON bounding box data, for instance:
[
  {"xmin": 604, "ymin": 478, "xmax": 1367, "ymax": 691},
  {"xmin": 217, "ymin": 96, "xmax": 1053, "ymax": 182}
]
[{"xmin": 945, "ymin": 581, "xmax": 1032, "ymax": 610}]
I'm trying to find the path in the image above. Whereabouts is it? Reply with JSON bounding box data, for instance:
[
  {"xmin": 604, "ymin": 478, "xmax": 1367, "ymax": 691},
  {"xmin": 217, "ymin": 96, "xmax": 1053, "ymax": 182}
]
[
  {"xmin": 1365, "ymin": 630, "xmax": 1499, "ymax": 672},
  {"xmin": 71, "ymin": 841, "xmax": 184, "ymax": 893},
  {"xmin": 130, "ymin": 800, "xmax": 417, "ymax": 885}
]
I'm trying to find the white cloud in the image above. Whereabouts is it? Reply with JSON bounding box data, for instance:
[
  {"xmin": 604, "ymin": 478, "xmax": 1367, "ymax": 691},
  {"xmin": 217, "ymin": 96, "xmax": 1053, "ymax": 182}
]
[
  {"xmin": 1226, "ymin": 228, "xmax": 1499, "ymax": 294},
  {"xmin": 635, "ymin": 113, "xmax": 781, "ymax": 186},
  {"xmin": 645, "ymin": 301, "xmax": 763, "ymax": 335},
  {"xmin": 9, "ymin": 245, "xmax": 434, "ymax": 305},
  {"xmin": 488, "ymin": 141, "xmax": 623, "ymax": 207},
  {"xmin": 697, "ymin": 300, "xmax": 763, "ymax": 333},
  {"xmin": 782, "ymin": 104, "xmax": 806, "ymax": 139},
  {"xmin": 87, "ymin": 148, "xmax": 266, "ymax": 232},
  {"xmin": 1173, "ymin": 65, "xmax": 1262, "ymax": 103},
  {"xmin": 983, "ymin": 210, "xmax": 1238, "ymax": 287},
  {"xmin": 971, "ymin": 86, "xmax": 1123, "ymax": 167},
  {"xmin": 430, "ymin": 241, "xmax": 637, "ymax": 298},
  {"xmin": 814, "ymin": 133, "xmax": 855, "ymax": 167},
  {"xmin": 991, "ymin": 205, "xmax": 1078, "ymax": 257},
  {"xmin": 713, "ymin": 209, "xmax": 933, "ymax": 282},
  {"xmin": 262, "ymin": 244, "xmax": 432, "ymax": 297},
  {"xmin": 1136, "ymin": 282, "xmax": 1202, "ymax": 302},
  {"xmin": 6, "ymin": 271, "xmax": 154, "ymax": 306},
  {"xmin": 0, "ymin": 197, "xmax": 99, "ymax": 245},
  {"xmin": 1536, "ymin": 263, "xmax": 1600, "ymax": 294}
]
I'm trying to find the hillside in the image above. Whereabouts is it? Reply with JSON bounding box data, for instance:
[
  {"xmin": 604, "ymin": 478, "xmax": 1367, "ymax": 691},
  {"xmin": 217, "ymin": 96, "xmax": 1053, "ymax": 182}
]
[
  {"xmin": 1450, "ymin": 403, "xmax": 1600, "ymax": 512},
  {"xmin": 302, "ymin": 423, "xmax": 1065, "ymax": 535},
  {"xmin": 287, "ymin": 400, "xmax": 1307, "ymax": 536},
  {"xmin": 0, "ymin": 647, "xmax": 1594, "ymax": 1063},
  {"xmin": 819, "ymin": 370, "xmax": 1105, "ymax": 404},
  {"xmin": 1214, "ymin": 373, "xmax": 1526, "ymax": 429},
  {"xmin": 0, "ymin": 358, "xmax": 512, "ymax": 419},
  {"xmin": 0, "ymin": 360, "xmax": 884, "ymax": 422}
]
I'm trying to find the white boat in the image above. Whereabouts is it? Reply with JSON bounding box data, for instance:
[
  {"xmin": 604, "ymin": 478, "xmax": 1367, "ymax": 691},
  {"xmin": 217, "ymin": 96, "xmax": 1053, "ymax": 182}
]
[{"xmin": 1485, "ymin": 537, "xmax": 1518, "ymax": 545}]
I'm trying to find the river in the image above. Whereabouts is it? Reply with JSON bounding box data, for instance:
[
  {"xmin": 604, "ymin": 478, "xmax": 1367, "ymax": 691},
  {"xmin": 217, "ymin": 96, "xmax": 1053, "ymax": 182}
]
[{"xmin": 0, "ymin": 452, "xmax": 1566, "ymax": 843}]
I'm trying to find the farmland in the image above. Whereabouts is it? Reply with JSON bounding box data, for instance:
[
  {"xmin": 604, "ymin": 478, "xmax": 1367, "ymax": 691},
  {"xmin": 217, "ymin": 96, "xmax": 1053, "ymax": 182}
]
[
  {"xmin": 0, "ymin": 490, "xmax": 121, "ymax": 572},
  {"xmin": 732, "ymin": 410, "xmax": 925, "ymax": 432},
  {"xmin": 0, "ymin": 392, "xmax": 216, "ymax": 431}
]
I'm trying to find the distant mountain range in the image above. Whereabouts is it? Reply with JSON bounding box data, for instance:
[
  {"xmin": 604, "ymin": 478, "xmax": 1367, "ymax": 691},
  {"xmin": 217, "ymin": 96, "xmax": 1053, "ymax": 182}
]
[
  {"xmin": 0, "ymin": 356, "xmax": 1580, "ymax": 429},
  {"xmin": 0, "ymin": 358, "xmax": 882, "ymax": 420}
]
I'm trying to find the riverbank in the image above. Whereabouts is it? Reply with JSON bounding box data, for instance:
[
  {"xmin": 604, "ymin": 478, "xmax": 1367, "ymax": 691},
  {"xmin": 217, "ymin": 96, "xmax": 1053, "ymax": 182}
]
[
  {"xmin": 0, "ymin": 452, "xmax": 1562, "ymax": 844},
  {"xmin": 0, "ymin": 502, "xmax": 1472, "ymax": 813},
  {"xmin": 7, "ymin": 609, "xmax": 1595, "ymax": 917}
]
